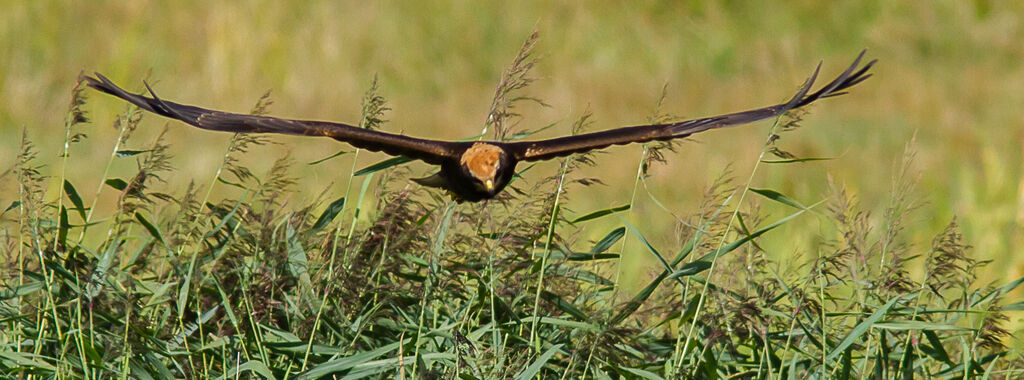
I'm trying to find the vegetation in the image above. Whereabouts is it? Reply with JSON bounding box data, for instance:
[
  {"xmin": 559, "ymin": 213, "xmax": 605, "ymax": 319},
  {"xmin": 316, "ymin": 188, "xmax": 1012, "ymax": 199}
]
[
  {"xmin": 6, "ymin": 1, "xmax": 1024, "ymax": 283},
  {"xmin": 3, "ymin": 26, "xmax": 1023, "ymax": 378}
]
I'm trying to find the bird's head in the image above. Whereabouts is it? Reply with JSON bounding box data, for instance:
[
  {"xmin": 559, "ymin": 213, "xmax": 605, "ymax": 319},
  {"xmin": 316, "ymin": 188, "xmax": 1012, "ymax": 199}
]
[{"xmin": 461, "ymin": 143, "xmax": 508, "ymax": 196}]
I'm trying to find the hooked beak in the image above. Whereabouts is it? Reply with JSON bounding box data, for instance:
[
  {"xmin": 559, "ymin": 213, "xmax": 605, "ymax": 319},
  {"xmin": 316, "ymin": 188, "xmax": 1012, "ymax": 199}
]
[{"xmin": 484, "ymin": 179, "xmax": 495, "ymax": 192}]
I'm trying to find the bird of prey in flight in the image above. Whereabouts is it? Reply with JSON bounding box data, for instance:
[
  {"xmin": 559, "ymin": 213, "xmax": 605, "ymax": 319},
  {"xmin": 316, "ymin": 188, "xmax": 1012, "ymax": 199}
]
[{"xmin": 85, "ymin": 51, "xmax": 874, "ymax": 202}]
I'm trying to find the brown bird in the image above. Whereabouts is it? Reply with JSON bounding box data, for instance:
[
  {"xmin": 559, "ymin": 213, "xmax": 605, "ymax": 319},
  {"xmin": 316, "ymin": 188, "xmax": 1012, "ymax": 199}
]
[{"xmin": 84, "ymin": 51, "xmax": 874, "ymax": 202}]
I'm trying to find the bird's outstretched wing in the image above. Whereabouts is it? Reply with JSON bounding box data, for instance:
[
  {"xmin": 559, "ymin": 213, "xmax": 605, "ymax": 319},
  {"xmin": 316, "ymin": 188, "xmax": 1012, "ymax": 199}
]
[
  {"xmin": 83, "ymin": 74, "xmax": 464, "ymax": 165},
  {"xmin": 505, "ymin": 50, "xmax": 876, "ymax": 162}
]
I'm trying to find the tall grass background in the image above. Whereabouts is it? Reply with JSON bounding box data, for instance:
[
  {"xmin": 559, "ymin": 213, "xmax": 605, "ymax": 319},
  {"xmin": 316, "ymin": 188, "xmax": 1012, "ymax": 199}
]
[{"xmin": 3, "ymin": 1, "xmax": 1024, "ymax": 378}]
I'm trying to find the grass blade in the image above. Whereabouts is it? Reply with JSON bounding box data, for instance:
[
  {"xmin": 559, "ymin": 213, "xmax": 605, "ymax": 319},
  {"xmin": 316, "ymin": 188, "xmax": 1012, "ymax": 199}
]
[
  {"xmin": 297, "ymin": 342, "xmax": 401, "ymax": 379},
  {"xmin": 57, "ymin": 206, "xmax": 69, "ymax": 249},
  {"xmin": 218, "ymin": 360, "xmax": 277, "ymax": 380},
  {"xmin": 589, "ymin": 227, "xmax": 625, "ymax": 255},
  {"xmin": 871, "ymin": 321, "xmax": 969, "ymax": 331},
  {"xmin": 115, "ymin": 149, "xmax": 152, "ymax": 157},
  {"xmin": 692, "ymin": 206, "xmax": 810, "ymax": 263},
  {"xmin": 309, "ymin": 196, "xmax": 346, "ymax": 232},
  {"xmin": 515, "ymin": 344, "xmax": 563, "ymax": 380},
  {"xmin": 62, "ymin": 180, "xmax": 87, "ymax": 221},
  {"xmin": 760, "ymin": 157, "xmax": 834, "ymax": 164},
  {"xmin": 134, "ymin": 212, "xmax": 165, "ymax": 244},
  {"xmin": 3, "ymin": 200, "xmax": 20, "ymax": 214},
  {"xmin": 354, "ymin": 157, "xmax": 411, "ymax": 176},
  {"xmin": 105, "ymin": 178, "xmax": 128, "ymax": 191},
  {"xmin": 286, "ymin": 224, "xmax": 313, "ymax": 292},
  {"xmin": 308, "ymin": 149, "xmax": 348, "ymax": 165},
  {"xmin": 610, "ymin": 271, "xmax": 668, "ymax": 326},
  {"xmin": 826, "ymin": 296, "xmax": 906, "ymax": 362},
  {"xmin": 619, "ymin": 367, "xmax": 664, "ymax": 380},
  {"xmin": 749, "ymin": 187, "xmax": 806, "ymax": 209},
  {"xmin": 571, "ymin": 204, "xmax": 630, "ymax": 224}
]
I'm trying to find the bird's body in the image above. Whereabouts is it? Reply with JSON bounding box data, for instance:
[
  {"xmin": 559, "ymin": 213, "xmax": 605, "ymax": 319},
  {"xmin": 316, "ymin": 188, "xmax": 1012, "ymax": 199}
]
[
  {"xmin": 84, "ymin": 51, "xmax": 875, "ymax": 202},
  {"xmin": 408, "ymin": 142, "xmax": 514, "ymax": 202}
]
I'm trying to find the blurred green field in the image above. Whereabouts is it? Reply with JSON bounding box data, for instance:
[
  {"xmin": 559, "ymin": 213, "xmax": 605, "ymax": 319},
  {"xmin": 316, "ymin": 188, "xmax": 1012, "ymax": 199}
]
[{"xmin": 3, "ymin": 1, "xmax": 1023, "ymax": 289}]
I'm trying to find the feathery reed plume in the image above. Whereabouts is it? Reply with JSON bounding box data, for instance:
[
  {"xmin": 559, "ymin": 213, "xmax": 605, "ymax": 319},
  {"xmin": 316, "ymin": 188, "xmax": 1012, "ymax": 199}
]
[
  {"xmin": 484, "ymin": 30, "xmax": 545, "ymax": 141},
  {"xmin": 641, "ymin": 83, "xmax": 682, "ymax": 177}
]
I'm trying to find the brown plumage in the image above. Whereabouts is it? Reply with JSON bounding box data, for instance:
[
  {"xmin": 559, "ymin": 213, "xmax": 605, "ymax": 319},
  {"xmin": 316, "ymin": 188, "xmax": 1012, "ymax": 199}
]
[{"xmin": 84, "ymin": 51, "xmax": 875, "ymax": 202}]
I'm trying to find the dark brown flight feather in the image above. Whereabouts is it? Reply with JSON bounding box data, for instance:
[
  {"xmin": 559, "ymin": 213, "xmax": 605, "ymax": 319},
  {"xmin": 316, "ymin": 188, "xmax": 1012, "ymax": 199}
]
[
  {"xmin": 84, "ymin": 50, "xmax": 875, "ymax": 202},
  {"xmin": 84, "ymin": 74, "xmax": 464, "ymax": 165},
  {"xmin": 504, "ymin": 50, "xmax": 874, "ymax": 162}
]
